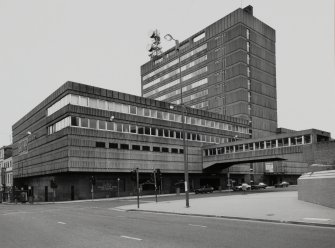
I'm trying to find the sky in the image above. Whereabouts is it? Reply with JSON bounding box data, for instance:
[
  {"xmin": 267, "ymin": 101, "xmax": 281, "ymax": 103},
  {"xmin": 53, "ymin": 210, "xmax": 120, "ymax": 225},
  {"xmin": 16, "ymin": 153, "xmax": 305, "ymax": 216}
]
[{"xmin": 0, "ymin": 0, "xmax": 334, "ymax": 146}]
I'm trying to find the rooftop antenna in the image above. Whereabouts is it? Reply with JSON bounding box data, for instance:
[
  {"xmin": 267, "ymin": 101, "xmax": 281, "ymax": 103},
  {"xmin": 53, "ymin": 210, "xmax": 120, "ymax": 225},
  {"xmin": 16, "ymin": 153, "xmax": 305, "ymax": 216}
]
[{"xmin": 147, "ymin": 29, "xmax": 163, "ymax": 60}]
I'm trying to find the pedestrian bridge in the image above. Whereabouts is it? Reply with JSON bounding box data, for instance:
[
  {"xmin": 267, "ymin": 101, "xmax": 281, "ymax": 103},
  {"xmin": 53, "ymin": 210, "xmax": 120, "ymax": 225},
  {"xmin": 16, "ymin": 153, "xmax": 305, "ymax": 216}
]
[{"xmin": 202, "ymin": 129, "xmax": 330, "ymax": 172}]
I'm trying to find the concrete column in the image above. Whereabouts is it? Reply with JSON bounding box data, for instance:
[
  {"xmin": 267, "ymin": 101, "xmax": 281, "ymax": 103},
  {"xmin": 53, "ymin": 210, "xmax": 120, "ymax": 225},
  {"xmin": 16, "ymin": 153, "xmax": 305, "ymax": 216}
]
[
  {"xmin": 302, "ymin": 135, "xmax": 305, "ymax": 145},
  {"xmin": 276, "ymin": 139, "xmax": 278, "ymax": 148},
  {"xmin": 288, "ymin": 138, "xmax": 291, "ymax": 146}
]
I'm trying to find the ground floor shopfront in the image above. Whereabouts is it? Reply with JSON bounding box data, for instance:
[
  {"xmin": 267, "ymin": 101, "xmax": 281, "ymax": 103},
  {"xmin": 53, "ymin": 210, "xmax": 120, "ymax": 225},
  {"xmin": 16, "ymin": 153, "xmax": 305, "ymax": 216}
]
[{"xmin": 14, "ymin": 172, "xmax": 240, "ymax": 202}]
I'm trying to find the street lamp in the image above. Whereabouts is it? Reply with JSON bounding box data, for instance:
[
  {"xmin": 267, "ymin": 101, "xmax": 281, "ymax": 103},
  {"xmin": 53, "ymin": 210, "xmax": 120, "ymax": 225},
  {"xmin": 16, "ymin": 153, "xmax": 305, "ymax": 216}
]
[{"xmin": 164, "ymin": 33, "xmax": 189, "ymax": 208}]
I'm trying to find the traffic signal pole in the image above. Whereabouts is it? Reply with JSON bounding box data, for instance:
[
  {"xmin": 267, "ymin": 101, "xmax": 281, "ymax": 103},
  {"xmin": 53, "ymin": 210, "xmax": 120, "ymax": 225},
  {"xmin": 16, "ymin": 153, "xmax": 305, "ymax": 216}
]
[
  {"xmin": 136, "ymin": 168, "xmax": 139, "ymax": 208},
  {"xmin": 154, "ymin": 170, "xmax": 157, "ymax": 203}
]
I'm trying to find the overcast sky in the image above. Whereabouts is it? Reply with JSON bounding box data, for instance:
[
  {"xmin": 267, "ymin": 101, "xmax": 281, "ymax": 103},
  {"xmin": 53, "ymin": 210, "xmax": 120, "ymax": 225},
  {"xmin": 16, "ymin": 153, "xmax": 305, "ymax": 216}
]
[{"xmin": 0, "ymin": 0, "xmax": 334, "ymax": 145}]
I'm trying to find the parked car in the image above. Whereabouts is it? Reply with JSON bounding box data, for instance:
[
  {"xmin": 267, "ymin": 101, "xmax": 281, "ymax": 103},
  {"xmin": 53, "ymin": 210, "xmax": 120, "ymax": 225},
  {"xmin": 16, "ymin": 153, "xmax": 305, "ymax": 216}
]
[
  {"xmin": 275, "ymin": 181, "xmax": 289, "ymax": 188},
  {"xmin": 232, "ymin": 183, "xmax": 251, "ymax": 191},
  {"xmin": 251, "ymin": 182, "xmax": 267, "ymax": 190},
  {"xmin": 194, "ymin": 185, "xmax": 214, "ymax": 194}
]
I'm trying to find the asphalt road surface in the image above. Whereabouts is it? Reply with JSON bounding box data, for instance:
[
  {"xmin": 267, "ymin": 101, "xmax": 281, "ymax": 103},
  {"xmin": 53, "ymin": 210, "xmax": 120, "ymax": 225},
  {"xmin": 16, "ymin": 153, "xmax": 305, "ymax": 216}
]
[{"xmin": 1, "ymin": 192, "xmax": 334, "ymax": 248}]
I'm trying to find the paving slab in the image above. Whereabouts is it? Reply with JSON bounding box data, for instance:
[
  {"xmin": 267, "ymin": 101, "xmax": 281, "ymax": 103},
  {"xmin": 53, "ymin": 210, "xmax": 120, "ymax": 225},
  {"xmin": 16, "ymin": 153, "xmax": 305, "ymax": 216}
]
[{"xmin": 118, "ymin": 191, "xmax": 335, "ymax": 227}]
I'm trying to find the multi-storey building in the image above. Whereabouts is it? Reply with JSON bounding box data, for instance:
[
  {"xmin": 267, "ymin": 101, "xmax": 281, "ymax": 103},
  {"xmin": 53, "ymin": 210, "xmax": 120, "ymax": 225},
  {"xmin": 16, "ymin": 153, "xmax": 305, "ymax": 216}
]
[
  {"xmin": 12, "ymin": 81, "xmax": 249, "ymax": 201},
  {"xmin": 141, "ymin": 6, "xmax": 277, "ymax": 139},
  {"xmin": 0, "ymin": 145, "xmax": 12, "ymax": 201}
]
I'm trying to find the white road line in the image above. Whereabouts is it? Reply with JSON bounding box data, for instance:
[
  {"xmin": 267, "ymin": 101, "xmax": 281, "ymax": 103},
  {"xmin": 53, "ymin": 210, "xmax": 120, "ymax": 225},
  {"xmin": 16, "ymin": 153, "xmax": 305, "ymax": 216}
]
[
  {"xmin": 188, "ymin": 224, "xmax": 207, "ymax": 228},
  {"xmin": 109, "ymin": 208, "xmax": 126, "ymax": 212},
  {"xmin": 57, "ymin": 222, "xmax": 66, "ymax": 225},
  {"xmin": 120, "ymin": 235, "xmax": 142, "ymax": 241},
  {"xmin": 303, "ymin": 218, "xmax": 331, "ymax": 222}
]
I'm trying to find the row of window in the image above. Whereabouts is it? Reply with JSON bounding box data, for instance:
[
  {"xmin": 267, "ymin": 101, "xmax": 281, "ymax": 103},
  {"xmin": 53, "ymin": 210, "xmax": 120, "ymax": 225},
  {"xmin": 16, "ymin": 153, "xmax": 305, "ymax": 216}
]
[
  {"xmin": 190, "ymin": 101, "xmax": 209, "ymax": 109},
  {"xmin": 48, "ymin": 116, "xmax": 232, "ymax": 144},
  {"xmin": 96, "ymin": 141, "xmax": 184, "ymax": 154},
  {"xmin": 74, "ymin": 116, "xmax": 227, "ymax": 143},
  {"xmin": 47, "ymin": 94, "xmax": 249, "ymax": 134},
  {"xmin": 143, "ymin": 78, "xmax": 180, "ymax": 97},
  {"xmin": 204, "ymin": 135, "xmax": 312, "ymax": 156},
  {"xmin": 173, "ymin": 89, "xmax": 209, "ymax": 105},
  {"xmin": 155, "ymin": 78, "xmax": 208, "ymax": 102},
  {"xmin": 142, "ymin": 43, "xmax": 207, "ymax": 82}
]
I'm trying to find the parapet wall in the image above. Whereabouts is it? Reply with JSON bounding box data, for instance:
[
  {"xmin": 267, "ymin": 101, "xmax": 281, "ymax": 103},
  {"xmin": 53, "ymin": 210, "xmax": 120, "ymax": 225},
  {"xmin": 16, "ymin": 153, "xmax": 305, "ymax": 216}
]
[{"xmin": 298, "ymin": 170, "xmax": 335, "ymax": 208}]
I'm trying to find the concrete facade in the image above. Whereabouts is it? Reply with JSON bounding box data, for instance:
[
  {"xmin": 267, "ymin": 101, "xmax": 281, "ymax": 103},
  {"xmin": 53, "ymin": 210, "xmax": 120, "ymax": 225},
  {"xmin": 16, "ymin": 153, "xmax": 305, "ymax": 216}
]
[
  {"xmin": 12, "ymin": 81, "xmax": 249, "ymax": 201},
  {"xmin": 141, "ymin": 6, "xmax": 277, "ymax": 138},
  {"xmin": 298, "ymin": 170, "xmax": 335, "ymax": 208}
]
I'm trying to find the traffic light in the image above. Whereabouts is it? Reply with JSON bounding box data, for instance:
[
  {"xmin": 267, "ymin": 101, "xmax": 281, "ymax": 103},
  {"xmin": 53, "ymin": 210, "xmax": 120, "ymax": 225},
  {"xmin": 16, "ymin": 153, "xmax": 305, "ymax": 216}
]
[
  {"xmin": 89, "ymin": 176, "xmax": 96, "ymax": 186},
  {"xmin": 50, "ymin": 179, "xmax": 57, "ymax": 189},
  {"xmin": 130, "ymin": 169, "xmax": 137, "ymax": 181},
  {"xmin": 155, "ymin": 169, "xmax": 161, "ymax": 186}
]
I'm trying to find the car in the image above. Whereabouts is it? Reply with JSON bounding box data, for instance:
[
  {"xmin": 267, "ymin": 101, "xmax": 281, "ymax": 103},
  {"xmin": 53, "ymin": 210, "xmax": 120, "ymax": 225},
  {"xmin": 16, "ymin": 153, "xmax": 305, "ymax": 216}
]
[
  {"xmin": 232, "ymin": 183, "xmax": 251, "ymax": 191},
  {"xmin": 251, "ymin": 182, "xmax": 267, "ymax": 190},
  {"xmin": 194, "ymin": 185, "xmax": 214, "ymax": 194},
  {"xmin": 275, "ymin": 181, "xmax": 289, "ymax": 188}
]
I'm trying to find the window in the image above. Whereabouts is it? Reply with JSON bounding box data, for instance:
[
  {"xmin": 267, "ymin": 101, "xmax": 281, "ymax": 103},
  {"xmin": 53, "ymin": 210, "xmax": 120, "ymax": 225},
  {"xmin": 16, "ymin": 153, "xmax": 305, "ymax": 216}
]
[
  {"xmin": 132, "ymin": 145, "xmax": 140, "ymax": 150},
  {"xmin": 98, "ymin": 100, "xmax": 107, "ymax": 110},
  {"xmin": 81, "ymin": 118, "xmax": 89, "ymax": 128},
  {"xmin": 89, "ymin": 119, "xmax": 97, "ymax": 129},
  {"xmin": 80, "ymin": 96, "xmax": 88, "ymax": 107},
  {"xmin": 145, "ymin": 127, "xmax": 150, "ymax": 135},
  {"xmin": 142, "ymin": 146, "xmax": 150, "ymax": 151},
  {"xmin": 171, "ymin": 148, "xmax": 178, "ymax": 154},
  {"xmin": 153, "ymin": 147, "xmax": 160, "ymax": 152},
  {"xmin": 130, "ymin": 125, "xmax": 137, "ymax": 133},
  {"xmin": 123, "ymin": 124, "xmax": 130, "ymax": 133},
  {"xmin": 162, "ymin": 147, "xmax": 169, "ymax": 153},
  {"xmin": 193, "ymin": 32, "xmax": 205, "ymax": 42},
  {"xmin": 71, "ymin": 117, "xmax": 80, "ymax": 126},
  {"xmin": 96, "ymin": 142, "xmax": 105, "ymax": 148},
  {"xmin": 138, "ymin": 126, "xmax": 144, "ymax": 135},
  {"xmin": 144, "ymin": 108, "xmax": 150, "ymax": 117},
  {"xmin": 98, "ymin": 120, "xmax": 106, "ymax": 130},
  {"xmin": 109, "ymin": 143, "xmax": 118, "ymax": 149},
  {"xmin": 130, "ymin": 106, "xmax": 137, "ymax": 114},
  {"xmin": 107, "ymin": 122, "xmax": 114, "ymax": 131},
  {"xmin": 120, "ymin": 144, "xmax": 129, "ymax": 150},
  {"xmin": 179, "ymin": 149, "xmax": 184, "ymax": 154},
  {"xmin": 89, "ymin": 98, "xmax": 97, "ymax": 108},
  {"xmin": 116, "ymin": 123, "xmax": 123, "ymax": 132}
]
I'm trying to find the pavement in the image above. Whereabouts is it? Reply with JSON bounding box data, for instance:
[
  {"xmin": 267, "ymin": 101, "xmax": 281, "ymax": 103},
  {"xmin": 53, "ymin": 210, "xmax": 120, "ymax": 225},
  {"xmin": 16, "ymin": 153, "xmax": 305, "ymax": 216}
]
[{"xmin": 117, "ymin": 191, "xmax": 335, "ymax": 228}]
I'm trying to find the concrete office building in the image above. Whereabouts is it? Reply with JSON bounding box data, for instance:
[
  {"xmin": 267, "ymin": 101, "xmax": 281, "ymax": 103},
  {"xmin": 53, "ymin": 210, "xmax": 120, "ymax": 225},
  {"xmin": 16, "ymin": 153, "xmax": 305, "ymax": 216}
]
[
  {"xmin": 141, "ymin": 6, "xmax": 277, "ymax": 138},
  {"xmin": 12, "ymin": 81, "xmax": 249, "ymax": 201}
]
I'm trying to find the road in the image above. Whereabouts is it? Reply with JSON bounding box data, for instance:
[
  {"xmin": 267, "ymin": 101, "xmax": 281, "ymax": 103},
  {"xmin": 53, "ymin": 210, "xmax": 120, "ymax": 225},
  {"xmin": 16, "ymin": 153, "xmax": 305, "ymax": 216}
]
[{"xmin": 1, "ymin": 191, "xmax": 334, "ymax": 248}]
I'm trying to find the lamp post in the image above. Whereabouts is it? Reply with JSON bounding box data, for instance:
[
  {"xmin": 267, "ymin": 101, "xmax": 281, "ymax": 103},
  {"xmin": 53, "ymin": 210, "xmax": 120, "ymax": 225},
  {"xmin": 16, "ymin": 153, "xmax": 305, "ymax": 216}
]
[
  {"xmin": 164, "ymin": 33, "xmax": 189, "ymax": 208},
  {"xmin": 117, "ymin": 178, "xmax": 120, "ymax": 198}
]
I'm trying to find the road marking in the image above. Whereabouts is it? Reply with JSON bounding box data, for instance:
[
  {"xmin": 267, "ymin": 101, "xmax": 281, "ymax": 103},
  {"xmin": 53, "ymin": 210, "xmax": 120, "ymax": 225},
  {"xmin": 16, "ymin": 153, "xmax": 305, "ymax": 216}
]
[
  {"xmin": 303, "ymin": 218, "xmax": 331, "ymax": 222},
  {"xmin": 188, "ymin": 224, "xmax": 207, "ymax": 228},
  {"xmin": 57, "ymin": 222, "xmax": 66, "ymax": 225},
  {"xmin": 109, "ymin": 208, "xmax": 126, "ymax": 212},
  {"xmin": 120, "ymin": 235, "xmax": 142, "ymax": 241},
  {"xmin": 2, "ymin": 211, "xmax": 29, "ymax": 215}
]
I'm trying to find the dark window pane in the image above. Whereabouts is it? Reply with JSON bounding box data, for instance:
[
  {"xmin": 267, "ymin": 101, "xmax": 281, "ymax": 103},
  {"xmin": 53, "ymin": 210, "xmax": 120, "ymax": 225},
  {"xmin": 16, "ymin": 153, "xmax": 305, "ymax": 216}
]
[
  {"xmin": 145, "ymin": 127, "xmax": 150, "ymax": 135},
  {"xmin": 132, "ymin": 145, "xmax": 140, "ymax": 150},
  {"xmin": 71, "ymin": 117, "xmax": 79, "ymax": 126},
  {"xmin": 153, "ymin": 147, "xmax": 160, "ymax": 152},
  {"xmin": 138, "ymin": 126, "xmax": 144, "ymax": 134},
  {"xmin": 142, "ymin": 146, "xmax": 150, "ymax": 151},
  {"xmin": 96, "ymin": 142, "xmax": 105, "ymax": 148},
  {"xmin": 162, "ymin": 147, "xmax": 169, "ymax": 153},
  {"xmin": 109, "ymin": 143, "xmax": 118, "ymax": 149},
  {"xmin": 171, "ymin": 148, "xmax": 178, "ymax": 153},
  {"xmin": 120, "ymin": 144, "xmax": 129, "ymax": 150},
  {"xmin": 130, "ymin": 125, "xmax": 137, "ymax": 133}
]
